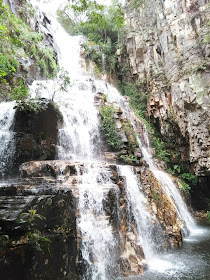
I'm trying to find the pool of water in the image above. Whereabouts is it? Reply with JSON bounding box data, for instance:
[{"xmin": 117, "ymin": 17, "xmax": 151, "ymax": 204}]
[{"xmin": 121, "ymin": 224, "xmax": 210, "ymax": 280}]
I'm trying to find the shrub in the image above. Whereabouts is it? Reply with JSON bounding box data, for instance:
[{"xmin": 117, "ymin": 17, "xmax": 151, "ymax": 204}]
[
  {"xmin": 12, "ymin": 78, "xmax": 29, "ymax": 100},
  {"xmin": 100, "ymin": 105, "xmax": 123, "ymax": 150},
  {"xmin": 120, "ymin": 154, "xmax": 137, "ymax": 164},
  {"xmin": 39, "ymin": 59, "xmax": 47, "ymax": 77},
  {"xmin": 0, "ymin": 0, "xmax": 58, "ymax": 100},
  {"xmin": 0, "ymin": 54, "xmax": 19, "ymax": 78},
  {"xmin": 178, "ymin": 179, "xmax": 191, "ymax": 193},
  {"xmin": 118, "ymin": 80, "xmax": 148, "ymax": 118},
  {"xmin": 181, "ymin": 173, "xmax": 197, "ymax": 185}
]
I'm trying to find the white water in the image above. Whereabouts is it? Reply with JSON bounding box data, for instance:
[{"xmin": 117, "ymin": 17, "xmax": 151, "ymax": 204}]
[
  {"xmin": 118, "ymin": 165, "xmax": 165, "ymax": 263},
  {"xmin": 77, "ymin": 163, "xmax": 118, "ymax": 280},
  {"xmin": 0, "ymin": 102, "xmax": 15, "ymax": 179},
  {"xmin": 104, "ymin": 86, "xmax": 197, "ymax": 235},
  {"xmin": 140, "ymin": 134, "xmax": 197, "ymax": 236},
  {"xmin": 28, "ymin": 1, "xmax": 117, "ymax": 279},
  {"xmin": 28, "ymin": 0, "xmax": 199, "ymax": 278}
]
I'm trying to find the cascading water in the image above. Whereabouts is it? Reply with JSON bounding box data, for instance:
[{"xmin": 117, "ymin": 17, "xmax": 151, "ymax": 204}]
[
  {"xmin": 28, "ymin": 1, "xmax": 117, "ymax": 279},
  {"xmin": 118, "ymin": 165, "xmax": 165, "ymax": 262},
  {"xmin": 0, "ymin": 102, "xmax": 15, "ymax": 180},
  {"xmin": 140, "ymin": 133, "xmax": 197, "ymax": 236},
  {"xmin": 27, "ymin": 0, "xmax": 201, "ymax": 278},
  {"xmin": 105, "ymin": 86, "xmax": 197, "ymax": 235},
  {"xmin": 77, "ymin": 163, "xmax": 118, "ymax": 280}
]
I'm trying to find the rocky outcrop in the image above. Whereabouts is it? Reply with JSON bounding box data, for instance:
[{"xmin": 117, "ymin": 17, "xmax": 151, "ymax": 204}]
[
  {"xmin": 95, "ymin": 93, "xmax": 144, "ymax": 166},
  {"xmin": 0, "ymin": 174, "xmax": 77, "ymax": 280},
  {"xmin": 1, "ymin": 0, "xmax": 58, "ymax": 101},
  {"xmin": 124, "ymin": 0, "xmax": 210, "ymax": 176},
  {"xmin": 0, "ymin": 160, "xmax": 182, "ymax": 279},
  {"xmin": 12, "ymin": 100, "xmax": 63, "ymax": 176}
]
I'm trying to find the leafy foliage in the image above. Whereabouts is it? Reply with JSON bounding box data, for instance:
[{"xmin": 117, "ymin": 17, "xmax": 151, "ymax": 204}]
[
  {"xmin": 120, "ymin": 154, "xmax": 138, "ymax": 164},
  {"xmin": 16, "ymin": 209, "xmax": 45, "ymax": 231},
  {"xmin": 181, "ymin": 173, "xmax": 197, "ymax": 185},
  {"xmin": 14, "ymin": 98, "xmax": 44, "ymax": 114},
  {"xmin": 178, "ymin": 179, "xmax": 191, "ymax": 193},
  {"xmin": 100, "ymin": 105, "xmax": 123, "ymax": 150},
  {"xmin": 12, "ymin": 78, "xmax": 29, "ymax": 100},
  {"xmin": 33, "ymin": 68, "xmax": 71, "ymax": 101},
  {"xmin": 0, "ymin": 0, "xmax": 58, "ymax": 100},
  {"xmin": 0, "ymin": 210, "xmax": 49, "ymax": 253},
  {"xmin": 118, "ymin": 79, "xmax": 148, "ymax": 118},
  {"xmin": 58, "ymin": 0, "xmax": 124, "ymax": 75},
  {"xmin": 0, "ymin": 54, "xmax": 19, "ymax": 78},
  {"xmin": 127, "ymin": 0, "xmax": 144, "ymax": 10},
  {"xmin": 122, "ymin": 120, "xmax": 138, "ymax": 150}
]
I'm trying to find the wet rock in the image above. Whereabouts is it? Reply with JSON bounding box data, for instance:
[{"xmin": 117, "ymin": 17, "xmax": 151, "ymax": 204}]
[
  {"xmin": 124, "ymin": 0, "xmax": 210, "ymax": 176},
  {"xmin": 13, "ymin": 100, "xmax": 63, "ymax": 176},
  {"xmin": 0, "ymin": 161, "xmax": 183, "ymax": 278}
]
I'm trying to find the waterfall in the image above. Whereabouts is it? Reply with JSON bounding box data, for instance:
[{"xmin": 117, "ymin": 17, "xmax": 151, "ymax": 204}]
[
  {"xmin": 77, "ymin": 163, "xmax": 118, "ymax": 280},
  {"xmin": 118, "ymin": 165, "xmax": 165, "ymax": 262},
  {"xmin": 27, "ymin": 0, "xmax": 198, "ymax": 278},
  {"xmin": 0, "ymin": 102, "xmax": 15, "ymax": 180},
  {"xmin": 140, "ymin": 135, "xmax": 197, "ymax": 236},
  {"xmin": 104, "ymin": 87, "xmax": 197, "ymax": 235},
  {"xmin": 28, "ymin": 1, "xmax": 117, "ymax": 279}
]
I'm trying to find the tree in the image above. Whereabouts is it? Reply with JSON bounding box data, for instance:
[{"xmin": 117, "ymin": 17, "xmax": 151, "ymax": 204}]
[{"xmin": 34, "ymin": 68, "xmax": 70, "ymax": 101}]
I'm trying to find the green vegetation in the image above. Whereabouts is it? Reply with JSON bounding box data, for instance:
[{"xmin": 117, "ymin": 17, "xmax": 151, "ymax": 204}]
[
  {"xmin": 127, "ymin": 0, "xmax": 144, "ymax": 10},
  {"xmin": 0, "ymin": 0, "xmax": 58, "ymax": 100},
  {"xmin": 118, "ymin": 79, "xmax": 148, "ymax": 118},
  {"xmin": 207, "ymin": 211, "xmax": 210, "ymax": 223},
  {"xmin": 14, "ymin": 98, "xmax": 44, "ymax": 114},
  {"xmin": 99, "ymin": 104, "xmax": 123, "ymax": 151},
  {"xmin": 0, "ymin": 209, "xmax": 49, "ymax": 253},
  {"xmin": 122, "ymin": 120, "xmax": 138, "ymax": 150},
  {"xmin": 12, "ymin": 78, "xmax": 29, "ymax": 100},
  {"xmin": 152, "ymin": 188, "xmax": 161, "ymax": 202},
  {"xmin": 178, "ymin": 179, "xmax": 191, "ymax": 193},
  {"xmin": 141, "ymin": 118, "xmax": 170, "ymax": 163},
  {"xmin": 181, "ymin": 173, "xmax": 197, "ymax": 185},
  {"xmin": 120, "ymin": 154, "xmax": 138, "ymax": 164},
  {"xmin": 32, "ymin": 68, "xmax": 71, "ymax": 101},
  {"xmin": 57, "ymin": 0, "xmax": 124, "ymax": 76}
]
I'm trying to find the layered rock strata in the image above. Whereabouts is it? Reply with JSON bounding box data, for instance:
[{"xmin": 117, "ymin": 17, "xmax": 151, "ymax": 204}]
[
  {"xmin": 12, "ymin": 100, "xmax": 63, "ymax": 176},
  {"xmin": 0, "ymin": 160, "xmax": 182, "ymax": 279},
  {"xmin": 124, "ymin": 0, "xmax": 210, "ymax": 176}
]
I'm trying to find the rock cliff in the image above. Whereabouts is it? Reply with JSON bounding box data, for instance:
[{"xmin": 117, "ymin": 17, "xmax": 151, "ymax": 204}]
[{"xmin": 125, "ymin": 0, "xmax": 209, "ymax": 177}]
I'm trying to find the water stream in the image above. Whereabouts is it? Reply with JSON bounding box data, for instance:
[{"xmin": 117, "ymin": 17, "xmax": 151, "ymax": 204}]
[
  {"xmin": 122, "ymin": 226, "xmax": 210, "ymax": 280},
  {"xmin": 9, "ymin": 0, "xmax": 210, "ymax": 278},
  {"xmin": 77, "ymin": 163, "xmax": 118, "ymax": 280},
  {"xmin": 0, "ymin": 101, "xmax": 15, "ymax": 180},
  {"xmin": 118, "ymin": 165, "xmax": 165, "ymax": 262}
]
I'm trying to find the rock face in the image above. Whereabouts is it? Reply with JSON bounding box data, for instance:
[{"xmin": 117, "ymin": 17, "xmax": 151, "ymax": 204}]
[
  {"xmin": 12, "ymin": 100, "xmax": 63, "ymax": 176},
  {"xmin": 125, "ymin": 0, "xmax": 210, "ymax": 177},
  {"xmin": 0, "ymin": 166, "xmax": 77, "ymax": 280},
  {"xmin": 0, "ymin": 160, "xmax": 182, "ymax": 279},
  {"xmin": 95, "ymin": 93, "xmax": 144, "ymax": 166},
  {"xmin": 1, "ymin": 0, "xmax": 58, "ymax": 95}
]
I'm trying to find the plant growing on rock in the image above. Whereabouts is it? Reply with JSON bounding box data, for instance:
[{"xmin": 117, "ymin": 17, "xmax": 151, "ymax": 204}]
[
  {"xmin": 0, "ymin": 210, "xmax": 49, "ymax": 254},
  {"xmin": 122, "ymin": 120, "xmax": 138, "ymax": 151},
  {"xmin": 120, "ymin": 154, "xmax": 138, "ymax": 164},
  {"xmin": 99, "ymin": 104, "xmax": 123, "ymax": 151},
  {"xmin": 118, "ymin": 80, "xmax": 148, "ymax": 118},
  {"xmin": 33, "ymin": 68, "xmax": 70, "ymax": 101},
  {"xmin": 58, "ymin": 0, "xmax": 124, "ymax": 76},
  {"xmin": 0, "ymin": 0, "xmax": 58, "ymax": 100}
]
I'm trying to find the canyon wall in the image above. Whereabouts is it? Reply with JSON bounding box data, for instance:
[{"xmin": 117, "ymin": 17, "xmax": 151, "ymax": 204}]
[{"xmin": 125, "ymin": 0, "xmax": 209, "ymax": 177}]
